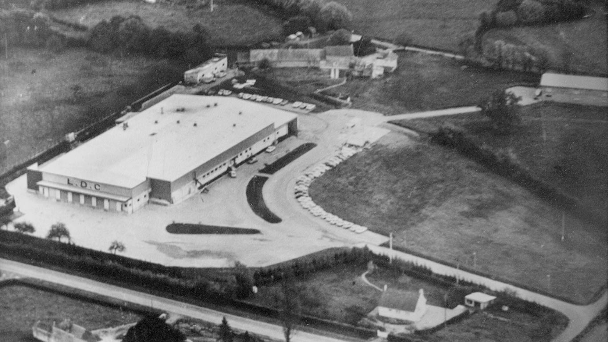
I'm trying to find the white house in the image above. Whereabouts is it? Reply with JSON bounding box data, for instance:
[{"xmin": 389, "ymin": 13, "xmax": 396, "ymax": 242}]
[
  {"xmin": 539, "ymin": 72, "xmax": 608, "ymax": 106},
  {"xmin": 464, "ymin": 292, "xmax": 496, "ymax": 310},
  {"xmin": 378, "ymin": 289, "xmax": 428, "ymax": 322}
]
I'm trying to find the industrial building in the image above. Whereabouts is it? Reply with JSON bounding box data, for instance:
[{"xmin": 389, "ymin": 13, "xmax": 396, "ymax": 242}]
[
  {"xmin": 26, "ymin": 95, "xmax": 298, "ymax": 213},
  {"xmin": 539, "ymin": 72, "xmax": 608, "ymax": 106}
]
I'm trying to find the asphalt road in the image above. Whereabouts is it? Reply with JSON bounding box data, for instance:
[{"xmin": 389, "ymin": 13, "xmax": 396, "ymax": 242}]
[{"xmin": 0, "ymin": 258, "xmax": 358, "ymax": 342}]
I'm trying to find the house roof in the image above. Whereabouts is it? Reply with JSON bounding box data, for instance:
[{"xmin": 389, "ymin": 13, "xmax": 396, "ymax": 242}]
[
  {"xmin": 378, "ymin": 289, "xmax": 419, "ymax": 312},
  {"xmin": 465, "ymin": 292, "xmax": 496, "ymax": 303},
  {"xmin": 540, "ymin": 73, "xmax": 608, "ymax": 91},
  {"xmin": 325, "ymin": 45, "xmax": 354, "ymax": 57}
]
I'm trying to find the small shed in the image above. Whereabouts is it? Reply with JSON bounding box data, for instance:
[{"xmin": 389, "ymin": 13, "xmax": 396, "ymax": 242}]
[{"xmin": 464, "ymin": 292, "xmax": 496, "ymax": 310}]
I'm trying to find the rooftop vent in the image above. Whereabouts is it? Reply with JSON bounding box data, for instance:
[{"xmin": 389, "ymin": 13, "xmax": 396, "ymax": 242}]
[
  {"xmin": 193, "ymin": 123, "xmax": 197, "ymax": 127},
  {"xmin": 177, "ymin": 120, "xmax": 180, "ymax": 124},
  {"xmin": 154, "ymin": 120, "xmax": 158, "ymax": 124},
  {"xmin": 214, "ymin": 103, "xmax": 218, "ymax": 106},
  {"xmin": 239, "ymin": 111, "xmax": 242, "ymax": 115},
  {"xmin": 206, "ymin": 104, "xmax": 211, "ymax": 108},
  {"xmin": 233, "ymin": 123, "xmax": 236, "ymax": 127}
]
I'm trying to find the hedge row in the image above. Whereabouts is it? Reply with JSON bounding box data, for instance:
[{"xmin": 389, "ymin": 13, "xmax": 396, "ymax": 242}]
[
  {"xmin": 430, "ymin": 125, "xmax": 606, "ymax": 227},
  {"xmin": 249, "ymin": 0, "xmax": 352, "ymax": 33},
  {"xmin": 484, "ymin": 0, "xmax": 586, "ymax": 28}
]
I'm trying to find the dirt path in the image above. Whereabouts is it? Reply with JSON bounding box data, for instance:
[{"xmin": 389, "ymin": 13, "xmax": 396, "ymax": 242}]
[{"xmin": 360, "ymin": 271, "xmax": 383, "ymax": 292}]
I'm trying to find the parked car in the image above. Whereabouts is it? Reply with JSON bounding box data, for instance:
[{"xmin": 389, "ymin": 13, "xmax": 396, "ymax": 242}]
[
  {"xmin": 247, "ymin": 157, "xmax": 258, "ymax": 164},
  {"xmin": 273, "ymin": 98, "xmax": 283, "ymax": 105},
  {"xmin": 305, "ymin": 104, "xmax": 316, "ymax": 111},
  {"xmin": 292, "ymin": 101, "xmax": 302, "ymax": 108},
  {"xmin": 265, "ymin": 146, "xmax": 276, "ymax": 153},
  {"xmin": 242, "ymin": 93, "xmax": 252, "ymax": 100},
  {"xmin": 280, "ymin": 100, "xmax": 289, "ymax": 106}
]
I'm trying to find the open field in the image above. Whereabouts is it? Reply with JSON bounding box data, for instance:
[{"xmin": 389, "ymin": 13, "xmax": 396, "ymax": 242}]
[
  {"xmin": 265, "ymin": 53, "xmax": 538, "ymax": 115},
  {"xmin": 0, "ymin": 47, "xmax": 184, "ymax": 176},
  {"xmin": 397, "ymin": 102, "xmax": 608, "ymax": 223},
  {"xmin": 51, "ymin": 0, "xmax": 284, "ymax": 46},
  {"xmin": 0, "ymin": 283, "xmax": 141, "ymax": 342},
  {"xmin": 484, "ymin": 2, "xmax": 607, "ymax": 75},
  {"xmin": 309, "ymin": 132, "xmax": 607, "ymax": 303},
  {"xmin": 334, "ymin": 0, "xmax": 497, "ymax": 51}
]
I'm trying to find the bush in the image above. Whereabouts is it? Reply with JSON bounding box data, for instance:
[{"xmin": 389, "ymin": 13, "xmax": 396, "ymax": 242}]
[
  {"xmin": 327, "ymin": 28, "xmax": 351, "ymax": 45},
  {"xmin": 319, "ymin": 1, "xmax": 352, "ymax": 31},
  {"xmin": 258, "ymin": 58, "xmax": 271, "ymax": 70},
  {"xmin": 517, "ymin": 0, "xmax": 545, "ymax": 24},
  {"xmin": 495, "ymin": 10, "xmax": 518, "ymax": 26},
  {"xmin": 394, "ymin": 31, "xmax": 413, "ymax": 47}
]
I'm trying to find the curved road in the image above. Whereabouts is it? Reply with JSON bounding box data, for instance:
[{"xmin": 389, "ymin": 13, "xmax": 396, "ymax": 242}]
[{"xmin": 0, "ymin": 258, "xmax": 358, "ymax": 342}]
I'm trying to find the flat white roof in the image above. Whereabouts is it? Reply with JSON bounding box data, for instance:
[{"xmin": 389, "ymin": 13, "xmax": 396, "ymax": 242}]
[
  {"xmin": 465, "ymin": 292, "xmax": 496, "ymax": 303},
  {"xmin": 40, "ymin": 95, "xmax": 297, "ymax": 188},
  {"xmin": 540, "ymin": 73, "xmax": 608, "ymax": 91}
]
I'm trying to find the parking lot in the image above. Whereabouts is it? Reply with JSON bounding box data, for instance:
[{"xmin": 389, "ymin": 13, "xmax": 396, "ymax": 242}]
[{"xmin": 6, "ymin": 109, "xmax": 390, "ymax": 268}]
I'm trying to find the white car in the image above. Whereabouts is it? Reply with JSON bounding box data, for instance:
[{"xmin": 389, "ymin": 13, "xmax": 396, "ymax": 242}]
[
  {"xmin": 355, "ymin": 226, "xmax": 368, "ymax": 234},
  {"xmin": 292, "ymin": 101, "xmax": 303, "ymax": 108},
  {"xmin": 265, "ymin": 145, "xmax": 276, "ymax": 153},
  {"xmin": 273, "ymin": 98, "xmax": 283, "ymax": 105},
  {"xmin": 305, "ymin": 104, "xmax": 316, "ymax": 111},
  {"xmin": 242, "ymin": 93, "xmax": 252, "ymax": 100}
]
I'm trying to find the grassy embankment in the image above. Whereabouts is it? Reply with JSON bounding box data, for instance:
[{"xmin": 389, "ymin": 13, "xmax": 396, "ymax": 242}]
[{"xmin": 309, "ymin": 132, "xmax": 607, "ymax": 304}]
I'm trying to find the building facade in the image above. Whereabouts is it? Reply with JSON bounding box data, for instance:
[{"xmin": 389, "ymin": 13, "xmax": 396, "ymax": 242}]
[{"xmin": 27, "ymin": 95, "xmax": 298, "ymax": 213}]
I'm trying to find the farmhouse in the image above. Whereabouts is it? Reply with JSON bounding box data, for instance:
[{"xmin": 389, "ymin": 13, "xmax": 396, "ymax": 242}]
[
  {"xmin": 378, "ymin": 289, "xmax": 428, "ymax": 322},
  {"xmin": 26, "ymin": 95, "xmax": 298, "ymax": 213},
  {"xmin": 539, "ymin": 72, "xmax": 608, "ymax": 106},
  {"xmin": 184, "ymin": 54, "xmax": 228, "ymax": 84}
]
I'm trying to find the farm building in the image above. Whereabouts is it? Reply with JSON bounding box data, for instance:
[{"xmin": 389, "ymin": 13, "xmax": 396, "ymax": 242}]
[
  {"xmin": 26, "ymin": 95, "xmax": 298, "ymax": 213},
  {"xmin": 249, "ymin": 48, "xmax": 324, "ymax": 68},
  {"xmin": 184, "ymin": 54, "xmax": 227, "ymax": 84},
  {"xmin": 539, "ymin": 72, "xmax": 608, "ymax": 106},
  {"xmin": 378, "ymin": 289, "xmax": 428, "ymax": 322},
  {"xmin": 320, "ymin": 45, "xmax": 355, "ymax": 70}
]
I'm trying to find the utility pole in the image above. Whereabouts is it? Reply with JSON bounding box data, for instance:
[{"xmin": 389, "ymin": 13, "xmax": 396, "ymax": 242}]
[
  {"xmin": 547, "ymin": 274, "xmax": 551, "ymax": 292},
  {"xmin": 389, "ymin": 232, "xmax": 393, "ymax": 263},
  {"xmin": 473, "ymin": 252, "xmax": 477, "ymax": 268},
  {"xmin": 210, "ymin": 0, "xmax": 214, "ymax": 12},
  {"xmin": 561, "ymin": 211, "xmax": 565, "ymax": 242},
  {"xmin": 4, "ymin": 33, "xmax": 8, "ymax": 60}
]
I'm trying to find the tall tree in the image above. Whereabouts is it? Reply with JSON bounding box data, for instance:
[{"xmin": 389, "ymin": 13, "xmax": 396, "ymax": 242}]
[
  {"xmin": 47, "ymin": 222, "xmax": 70, "ymax": 243},
  {"xmin": 478, "ymin": 90, "xmax": 522, "ymax": 133},
  {"xmin": 275, "ymin": 273, "xmax": 301, "ymax": 342},
  {"xmin": 233, "ymin": 261, "xmax": 254, "ymax": 299},
  {"xmin": 218, "ymin": 316, "xmax": 233, "ymax": 342}
]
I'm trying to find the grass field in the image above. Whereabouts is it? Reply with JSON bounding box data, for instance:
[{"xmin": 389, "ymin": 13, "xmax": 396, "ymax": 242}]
[
  {"xmin": 397, "ymin": 102, "xmax": 608, "ymax": 223},
  {"xmin": 484, "ymin": 2, "xmax": 607, "ymax": 75},
  {"xmin": 0, "ymin": 47, "xmax": 184, "ymax": 176},
  {"xmin": 51, "ymin": 0, "xmax": 284, "ymax": 46},
  {"xmin": 0, "ymin": 284, "xmax": 140, "ymax": 342},
  {"xmin": 334, "ymin": 0, "xmax": 497, "ymax": 51},
  {"xmin": 308, "ymin": 132, "xmax": 607, "ymax": 304},
  {"xmin": 266, "ymin": 52, "xmax": 538, "ymax": 115}
]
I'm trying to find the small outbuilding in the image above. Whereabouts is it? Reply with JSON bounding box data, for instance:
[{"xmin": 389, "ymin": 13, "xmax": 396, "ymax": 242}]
[
  {"xmin": 378, "ymin": 289, "xmax": 428, "ymax": 322},
  {"xmin": 464, "ymin": 292, "xmax": 496, "ymax": 310}
]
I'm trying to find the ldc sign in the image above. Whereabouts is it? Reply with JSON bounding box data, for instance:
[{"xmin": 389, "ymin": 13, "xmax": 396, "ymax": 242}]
[{"xmin": 67, "ymin": 178, "xmax": 101, "ymax": 191}]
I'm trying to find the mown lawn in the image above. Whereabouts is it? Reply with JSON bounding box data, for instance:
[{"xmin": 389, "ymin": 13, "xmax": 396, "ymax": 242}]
[
  {"xmin": 0, "ymin": 284, "xmax": 140, "ymax": 342},
  {"xmin": 0, "ymin": 47, "xmax": 184, "ymax": 176},
  {"xmin": 334, "ymin": 0, "xmax": 497, "ymax": 51},
  {"xmin": 308, "ymin": 132, "xmax": 607, "ymax": 304},
  {"xmin": 396, "ymin": 102, "xmax": 608, "ymax": 223},
  {"xmin": 51, "ymin": 0, "xmax": 284, "ymax": 46}
]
